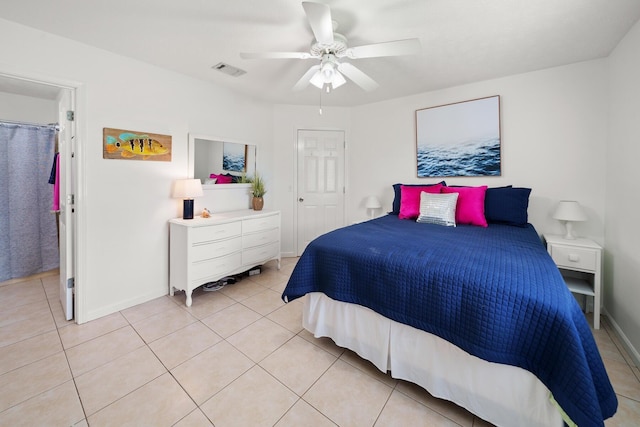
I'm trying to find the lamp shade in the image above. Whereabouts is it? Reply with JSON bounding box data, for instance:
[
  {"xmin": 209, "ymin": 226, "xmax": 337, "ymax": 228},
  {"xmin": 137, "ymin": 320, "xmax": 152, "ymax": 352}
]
[
  {"xmin": 552, "ymin": 201, "xmax": 587, "ymax": 222},
  {"xmin": 365, "ymin": 196, "xmax": 382, "ymax": 209},
  {"xmin": 173, "ymin": 179, "xmax": 203, "ymax": 199}
]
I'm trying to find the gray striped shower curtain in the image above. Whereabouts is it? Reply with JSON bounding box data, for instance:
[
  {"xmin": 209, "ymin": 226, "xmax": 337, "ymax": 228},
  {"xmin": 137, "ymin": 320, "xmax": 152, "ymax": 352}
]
[{"xmin": 0, "ymin": 122, "xmax": 59, "ymax": 282}]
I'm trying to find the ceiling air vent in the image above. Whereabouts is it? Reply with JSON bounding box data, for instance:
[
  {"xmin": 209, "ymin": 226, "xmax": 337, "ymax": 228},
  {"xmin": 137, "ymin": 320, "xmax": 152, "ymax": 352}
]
[{"xmin": 212, "ymin": 62, "xmax": 246, "ymax": 77}]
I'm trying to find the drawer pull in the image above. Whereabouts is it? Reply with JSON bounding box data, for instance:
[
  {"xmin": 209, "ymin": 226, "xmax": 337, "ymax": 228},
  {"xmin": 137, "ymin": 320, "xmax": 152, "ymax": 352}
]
[{"xmin": 568, "ymin": 254, "xmax": 580, "ymax": 262}]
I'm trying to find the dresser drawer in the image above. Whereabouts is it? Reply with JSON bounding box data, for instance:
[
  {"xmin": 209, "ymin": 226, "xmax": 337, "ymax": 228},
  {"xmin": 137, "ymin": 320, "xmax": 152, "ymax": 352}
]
[
  {"xmin": 192, "ymin": 237, "xmax": 241, "ymax": 262},
  {"xmin": 191, "ymin": 252, "xmax": 241, "ymax": 282},
  {"xmin": 243, "ymin": 215, "xmax": 279, "ymax": 234},
  {"xmin": 242, "ymin": 242, "xmax": 279, "ymax": 266},
  {"xmin": 191, "ymin": 222, "xmax": 241, "ymax": 244},
  {"xmin": 550, "ymin": 246, "xmax": 597, "ymax": 271},
  {"xmin": 242, "ymin": 228, "xmax": 279, "ymax": 249}
]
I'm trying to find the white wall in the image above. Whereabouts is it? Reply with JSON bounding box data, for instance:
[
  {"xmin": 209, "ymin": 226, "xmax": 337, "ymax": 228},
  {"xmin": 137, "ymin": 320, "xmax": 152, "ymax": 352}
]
[
  {"xmin": 272, "ymin": 62, "xmax": 608, "ymax": 258},
  {"xmin": 0, "ymin": 91, "xmax": 56, "ymax": 124},
  {"xmin": 273, "ymin": 104, "xmax": 352, "ymax": 257},
  {"xmin": 1, "ymin": 18, "xmax": 273, "ymax": 323},
  {"xmin": 606, "ymin": 19, "xmax": 640, "ymax": 363},
  {"xmin": 3, "ymin": 16, "xmax": 636, "ymax": 363},
  {"xmin": 349, "ymin": 61, "xmax": 609, "ymax": 240}
]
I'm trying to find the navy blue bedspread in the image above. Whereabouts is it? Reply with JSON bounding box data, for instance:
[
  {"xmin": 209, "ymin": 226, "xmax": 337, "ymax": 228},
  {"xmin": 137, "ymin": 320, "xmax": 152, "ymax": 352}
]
[{"xmin": 282, "ymin": 215, "xmax": 617, "ymax": 426}]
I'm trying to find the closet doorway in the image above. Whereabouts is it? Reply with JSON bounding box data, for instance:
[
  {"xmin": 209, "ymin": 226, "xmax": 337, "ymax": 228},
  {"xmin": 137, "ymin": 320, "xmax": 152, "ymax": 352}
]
[{"xmin": 0, "ymin": 74, "xmax": 77, "ymax": 321}]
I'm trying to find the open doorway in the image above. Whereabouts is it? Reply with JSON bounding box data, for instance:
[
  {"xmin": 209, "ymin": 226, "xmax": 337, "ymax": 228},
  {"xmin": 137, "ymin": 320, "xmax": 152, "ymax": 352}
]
[{"xmin": 0, "ymin": 73, "xmax": 77, "ymax": 321}]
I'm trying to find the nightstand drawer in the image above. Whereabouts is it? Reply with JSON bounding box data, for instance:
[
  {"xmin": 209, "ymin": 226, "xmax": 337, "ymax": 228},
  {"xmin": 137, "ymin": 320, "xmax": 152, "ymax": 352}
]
[{"xmin": 550, "ymin": 246, "xmax": 597, "ymax": 271}]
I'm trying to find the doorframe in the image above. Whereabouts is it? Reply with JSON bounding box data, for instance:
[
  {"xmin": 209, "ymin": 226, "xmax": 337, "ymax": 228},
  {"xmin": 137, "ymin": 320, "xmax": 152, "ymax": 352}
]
[
  {"xmin": 292, "ymin": 127, "xmax": 348, "ymax": 256},
  {"xmin": 0, "ymin": 68, "xmax": 86, "ymax": 323}
]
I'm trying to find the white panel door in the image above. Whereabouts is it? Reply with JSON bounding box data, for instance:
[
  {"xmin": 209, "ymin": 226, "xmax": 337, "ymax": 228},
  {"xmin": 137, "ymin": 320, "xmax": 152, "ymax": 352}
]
[
  {"xmin": 296, "ymin": 129, "xmax": 345, "ymax": 255},
  {"xmin": 58, "ymin": 89, "xmax": 75, "ymax": 320}
]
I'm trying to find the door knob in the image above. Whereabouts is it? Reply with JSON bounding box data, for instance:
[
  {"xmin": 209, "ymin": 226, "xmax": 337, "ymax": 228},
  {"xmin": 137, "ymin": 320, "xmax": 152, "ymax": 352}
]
[{"xmin": 298, "ymin": 198, "xmax": 304, "ymax": 202}]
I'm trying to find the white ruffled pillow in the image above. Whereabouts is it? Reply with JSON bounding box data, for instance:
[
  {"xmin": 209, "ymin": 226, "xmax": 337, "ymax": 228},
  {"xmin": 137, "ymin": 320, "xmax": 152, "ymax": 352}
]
[{"xmin": 416, "ymin": 191, "xmax": 458, "ymax": 227}]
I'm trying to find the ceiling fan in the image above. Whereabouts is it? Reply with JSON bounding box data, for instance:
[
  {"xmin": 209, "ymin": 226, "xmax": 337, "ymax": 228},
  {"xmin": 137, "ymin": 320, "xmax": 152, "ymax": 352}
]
[{"xmin": 240, "ymin": 1, "xmax": 421, "ymax": 92}]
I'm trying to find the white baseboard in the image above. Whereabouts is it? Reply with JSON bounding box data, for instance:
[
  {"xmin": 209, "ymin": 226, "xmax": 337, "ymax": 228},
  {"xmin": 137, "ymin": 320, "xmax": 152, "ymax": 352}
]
[
  {"xmin": 603, "ymin": 307, "xmax": 640, "ymax": 368},
  {"xmin": 83, "ymin": 288, "xmax": 168, "ymax": 324},
  {"xmin": 280, "ymin": 251, "xmax": 297, "ymax": 258}
]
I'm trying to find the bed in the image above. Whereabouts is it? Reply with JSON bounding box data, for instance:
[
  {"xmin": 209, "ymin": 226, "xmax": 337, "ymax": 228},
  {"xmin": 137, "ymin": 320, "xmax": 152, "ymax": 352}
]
[{"xmin": 281, "ymin": 211, "xmax": 617, "ymax": 427}]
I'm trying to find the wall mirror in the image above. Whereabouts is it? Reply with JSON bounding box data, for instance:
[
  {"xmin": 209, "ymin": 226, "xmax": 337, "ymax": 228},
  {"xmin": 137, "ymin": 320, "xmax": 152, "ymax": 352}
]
[{"xmin": 188, "ymin": 134, "xmax": 257, "ymax": 186}]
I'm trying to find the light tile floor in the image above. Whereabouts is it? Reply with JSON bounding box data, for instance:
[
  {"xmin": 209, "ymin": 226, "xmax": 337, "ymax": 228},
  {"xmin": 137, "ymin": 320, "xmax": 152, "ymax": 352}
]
[{"xmin": 1, "ymin": 258, "xmax": 639, "ymax": 426}]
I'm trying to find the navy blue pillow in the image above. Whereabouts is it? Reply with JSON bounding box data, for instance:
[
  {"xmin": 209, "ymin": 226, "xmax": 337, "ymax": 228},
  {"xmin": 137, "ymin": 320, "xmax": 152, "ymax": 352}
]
[
  {"xmin": 391, "ymin": 181, "xmax": 446, "ymax": 215},
  {"xmin": 484, "ymin": 186, "xmax": 531, "ymax": 227}
]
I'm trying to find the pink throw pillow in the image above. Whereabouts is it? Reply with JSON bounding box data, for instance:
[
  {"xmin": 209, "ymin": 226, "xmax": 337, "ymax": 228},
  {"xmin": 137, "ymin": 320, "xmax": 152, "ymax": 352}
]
[
  {"xmin": 210, "ymin": 173, "xmax": 233, "ymax": 184},
  {"xmin": 398, "ymin": 184, "xmax": 443, "ymax": 219},
  {"xmin": 441, "ymin": 186, "xmax": 488, "ymax": 227}
]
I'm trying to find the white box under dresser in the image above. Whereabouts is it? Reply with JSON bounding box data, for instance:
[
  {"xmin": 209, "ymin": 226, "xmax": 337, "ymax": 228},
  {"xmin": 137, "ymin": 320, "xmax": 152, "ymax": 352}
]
[{"xmin": 169, "ymin": 209, "xmax": 281, "ymax": 306}]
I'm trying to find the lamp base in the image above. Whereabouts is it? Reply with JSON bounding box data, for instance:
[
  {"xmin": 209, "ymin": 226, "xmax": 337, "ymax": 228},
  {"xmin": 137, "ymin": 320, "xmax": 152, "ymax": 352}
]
[
  {"xmin": 183, "ymin": 199, "xmax": 194, "ymax": 220},
  {"xmin": 563, "ymin": 221, "xmax": 576, "ymax": 240}
]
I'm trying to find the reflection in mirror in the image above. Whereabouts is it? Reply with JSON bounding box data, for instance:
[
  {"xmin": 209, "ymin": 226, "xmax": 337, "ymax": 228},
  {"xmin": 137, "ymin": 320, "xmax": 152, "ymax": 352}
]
[{"xmin": 189, "ymin": 135, "xmax": 256, "ymax": 185}]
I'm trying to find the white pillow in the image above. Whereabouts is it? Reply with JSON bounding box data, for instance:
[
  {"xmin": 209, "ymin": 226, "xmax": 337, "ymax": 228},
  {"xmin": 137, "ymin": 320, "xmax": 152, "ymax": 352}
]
[
  {"xmin": 416, "ymin": 191, "xmax": 458, "ymax": 227},
  {"xmin": 204, "ymin": 178, "xmax": 217, "ymax": 185}
]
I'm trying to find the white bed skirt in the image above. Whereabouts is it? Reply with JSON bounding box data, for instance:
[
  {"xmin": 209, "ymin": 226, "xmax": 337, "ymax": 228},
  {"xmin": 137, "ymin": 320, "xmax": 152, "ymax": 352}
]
[{"xmin": 303, "ymin": 292, "xmax": 563, "ymax": 427}]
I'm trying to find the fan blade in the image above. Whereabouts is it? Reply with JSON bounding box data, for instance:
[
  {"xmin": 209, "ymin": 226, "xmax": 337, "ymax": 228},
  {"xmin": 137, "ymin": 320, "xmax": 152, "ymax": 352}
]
[
  {"xmin": 336, "ymin": 63, "xmax": 379, "ymax": 91},
  {"xmin": 302, "ymin": 2, "xmax": 334, "ymax": 45},
  {"xmin": 293, "ymin": 65, "xmax": 321, "ymax": 91},
  {"xmin": 344, "ymin": 38, "xmax": 421, "ymax": 59},
  {"xmin": 240, "ymin": 51, "xmax": 315, "ymax": 60}
]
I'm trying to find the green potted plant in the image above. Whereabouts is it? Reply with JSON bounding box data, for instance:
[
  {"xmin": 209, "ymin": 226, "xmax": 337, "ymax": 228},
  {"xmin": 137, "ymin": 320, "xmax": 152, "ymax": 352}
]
[
  {"xmin": 250, "ymin": 172, "xmax": 266, "ymax": 210},
  {"xmin": 238, "ymin": 171, "xmax": 251, "ymax": 184}
]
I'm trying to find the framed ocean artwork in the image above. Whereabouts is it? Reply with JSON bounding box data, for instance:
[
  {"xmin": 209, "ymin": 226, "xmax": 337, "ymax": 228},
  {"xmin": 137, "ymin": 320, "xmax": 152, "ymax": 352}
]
[
  {"xmin": 223, "ymin": 141, "xmax": 247, "ymax": 172},
  {"xmin": 415, "ymin": 95, "xmax": 501, "ymax": 177},
  {"xmin": 103, "ymin": 128, "xmax": 172, "ymax": 161}
]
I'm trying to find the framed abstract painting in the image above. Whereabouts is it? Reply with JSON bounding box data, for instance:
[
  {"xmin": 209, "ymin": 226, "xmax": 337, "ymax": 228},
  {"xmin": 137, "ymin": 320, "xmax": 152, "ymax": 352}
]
[{"xmin": 415, "ymin": 95, "xmax": 501, "ymax": 177}]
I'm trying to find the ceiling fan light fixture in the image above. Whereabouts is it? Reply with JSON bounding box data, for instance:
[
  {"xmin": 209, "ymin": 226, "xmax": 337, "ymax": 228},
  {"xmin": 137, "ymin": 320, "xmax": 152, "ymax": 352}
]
[
  {"xmin": 309, "ymin": 70, "xmax": 325, "ymax": 89},
  {"xmin": 321, "ymin": 61, "xmax": 335, "ymax": 82},
  {"xmin": 241, "ymin": 2, "xmax": 420, "ymax": 94},
  {"xmin": 331, "ymin": 71, "xmax": 346, "ymax": 89}
]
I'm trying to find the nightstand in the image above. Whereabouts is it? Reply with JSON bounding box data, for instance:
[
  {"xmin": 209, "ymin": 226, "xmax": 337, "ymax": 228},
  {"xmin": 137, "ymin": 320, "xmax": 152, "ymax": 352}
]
[{"xmin": 544, "ymin": 234, "xmax": 602, "ymax": 329}]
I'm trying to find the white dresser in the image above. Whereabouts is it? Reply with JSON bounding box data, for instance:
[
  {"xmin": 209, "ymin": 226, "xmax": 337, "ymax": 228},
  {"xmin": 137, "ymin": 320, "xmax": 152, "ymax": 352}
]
[{"xmin": 169, "ymin": 210, "xmax": 281, "ymax": 306}]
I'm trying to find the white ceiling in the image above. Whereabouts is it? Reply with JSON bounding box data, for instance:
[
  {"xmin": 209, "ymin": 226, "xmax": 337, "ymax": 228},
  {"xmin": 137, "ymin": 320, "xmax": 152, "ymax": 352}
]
[{"xmin": 2, "ymin": 0, "xmax": 640, "ymax": 106}]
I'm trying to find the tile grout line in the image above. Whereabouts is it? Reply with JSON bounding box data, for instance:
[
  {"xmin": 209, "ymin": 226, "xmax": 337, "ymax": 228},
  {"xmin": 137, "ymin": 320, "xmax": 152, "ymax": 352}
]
[
  {"xmin": 74, "ymin": 317, "xmax": 167, "ymax": 421},
  {"xmin": 3, "ymin": 261, "xmax": 636, "ymax": 426},
  {"xmin": 49, "ymin": 277, "xmax": 89, "ymax": 425}
]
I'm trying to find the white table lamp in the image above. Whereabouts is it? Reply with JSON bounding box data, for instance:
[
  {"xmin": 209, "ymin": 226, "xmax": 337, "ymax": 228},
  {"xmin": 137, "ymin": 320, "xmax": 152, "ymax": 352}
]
[
  {"xmin": 173, "ymin": 179, "xmax": 203, "ymax": 219},
  {"xmin": 365, "ymin": 195, "xmax": 382, "ymax": 219},
  {"xmin": 553, "ymin": 200, "xmax": 587, "ymax": 240}
]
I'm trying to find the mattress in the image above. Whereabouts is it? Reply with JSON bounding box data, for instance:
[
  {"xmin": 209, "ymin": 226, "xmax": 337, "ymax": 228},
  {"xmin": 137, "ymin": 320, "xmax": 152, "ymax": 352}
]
[{"xmin": 282, "ymin": 215, "xmax": 617, "ymax": 426}]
